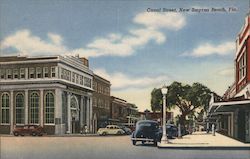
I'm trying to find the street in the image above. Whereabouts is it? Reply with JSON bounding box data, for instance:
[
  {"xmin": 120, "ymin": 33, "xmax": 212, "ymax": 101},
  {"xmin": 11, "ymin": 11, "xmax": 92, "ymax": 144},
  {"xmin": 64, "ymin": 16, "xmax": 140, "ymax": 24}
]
[{"xmin": 0, "ymin": 135, "xmax": 249, "ymax": 159}]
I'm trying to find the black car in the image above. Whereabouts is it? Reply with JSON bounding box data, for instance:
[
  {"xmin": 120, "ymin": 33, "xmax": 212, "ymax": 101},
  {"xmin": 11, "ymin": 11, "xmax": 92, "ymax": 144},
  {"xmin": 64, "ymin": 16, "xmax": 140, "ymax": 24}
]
[
  {"xmin": 131, "ymin": 120, "xmax": 162, "ymax": 146},
  {"xmin": 166, "ymin": 124, "xmax": 178, "ymax": 138},
  {"xmin": 119, "ymin": 126, "xmax": 132, "ymax": 135}
]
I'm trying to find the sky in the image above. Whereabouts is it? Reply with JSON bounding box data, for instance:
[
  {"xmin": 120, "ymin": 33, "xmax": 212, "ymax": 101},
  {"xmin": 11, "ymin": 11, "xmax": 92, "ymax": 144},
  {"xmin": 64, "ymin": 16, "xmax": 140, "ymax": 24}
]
[{"xmin": 0, "ymin": 0, "xmax": 249, "ymax": 112}]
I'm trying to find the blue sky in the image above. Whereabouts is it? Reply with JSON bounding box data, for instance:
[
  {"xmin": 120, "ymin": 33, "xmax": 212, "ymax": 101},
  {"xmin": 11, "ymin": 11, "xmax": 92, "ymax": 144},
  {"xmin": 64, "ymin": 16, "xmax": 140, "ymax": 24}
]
[{"xmin": 0, "ymin": 0, "xmax": 249, "ymax": 111}]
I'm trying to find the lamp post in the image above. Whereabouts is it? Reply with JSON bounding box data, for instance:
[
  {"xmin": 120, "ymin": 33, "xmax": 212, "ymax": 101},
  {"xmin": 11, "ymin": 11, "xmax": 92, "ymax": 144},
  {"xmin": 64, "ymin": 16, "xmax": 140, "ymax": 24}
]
[{"xmin": 161, "ymin": 85, "xmax": 168, "ymax": 143}]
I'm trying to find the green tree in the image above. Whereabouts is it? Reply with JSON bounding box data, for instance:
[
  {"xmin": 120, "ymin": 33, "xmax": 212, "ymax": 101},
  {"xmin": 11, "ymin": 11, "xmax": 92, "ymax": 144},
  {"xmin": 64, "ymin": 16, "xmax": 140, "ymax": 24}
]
[
  {"xmin": 150, "ymin": 88, "xmax": 163, "ymax": 112},
  {"xmin": 151, "ymin": 81, "xmax": 211, "ymax": 127}
]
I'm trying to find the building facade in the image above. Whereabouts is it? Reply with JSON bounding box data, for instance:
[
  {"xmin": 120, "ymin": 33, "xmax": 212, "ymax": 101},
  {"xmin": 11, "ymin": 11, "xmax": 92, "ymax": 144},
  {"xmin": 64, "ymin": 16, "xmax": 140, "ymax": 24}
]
[
  {"xmin": 92, "ymin": 74, "xmax": 111, "ymax": 132},
  {"xmin": 0, "ymin": 56, "xmax": 93, "ymax": 135},
  {"xmin": 110, "ymin": 96, "xmax": 128, "ymax": 124},
  {"xmin": 208, "ymin": 13, "xmax": 250, "ymax": 143}
]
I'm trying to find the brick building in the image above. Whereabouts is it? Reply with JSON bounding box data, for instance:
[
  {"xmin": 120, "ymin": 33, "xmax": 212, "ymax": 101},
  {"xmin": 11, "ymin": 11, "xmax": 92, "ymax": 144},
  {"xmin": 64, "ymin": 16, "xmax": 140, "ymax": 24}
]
[
  {"xmin": 208, "ymin": 13, "xmax": 250, "ymax": 143},
  {"xmin": 92, "ymin": 74, "xmax": 111, "ymax": 132}
]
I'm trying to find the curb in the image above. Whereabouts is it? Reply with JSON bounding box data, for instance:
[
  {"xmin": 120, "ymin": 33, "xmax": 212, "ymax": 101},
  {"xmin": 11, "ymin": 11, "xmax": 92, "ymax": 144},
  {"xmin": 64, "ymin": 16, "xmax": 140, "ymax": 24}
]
[{"xmin": 157, "ymin": 145, "xmax": 250, "ymax": 150}]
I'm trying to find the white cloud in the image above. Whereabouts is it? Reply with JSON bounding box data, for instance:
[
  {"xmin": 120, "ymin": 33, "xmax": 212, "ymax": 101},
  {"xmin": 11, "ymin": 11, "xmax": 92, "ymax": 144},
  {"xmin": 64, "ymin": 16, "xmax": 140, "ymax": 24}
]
[
  {"xmin": 48, "ymin": 33, "xmax": 63, "ymax": 45},
  {"xmin": 0, "ymin": 12, "xmax": 186, "ymax": 58},
  {"xmin": 134, "ymin": 12, "xmax": 186, "ymax": 30},
  {"xmin": 182, "ymin": 41, "xmax": 235, "ymax": 57},
  {"xmin": 94, "ymin": 68, "xmax": 170, "ymax": 90},
  {"xmin": 217, "ymin": 68, "xmax": 234, "ymax": 77},
  {"xmin": 1, "ymin": 30, "xmax": 67, "ymax": 56}
]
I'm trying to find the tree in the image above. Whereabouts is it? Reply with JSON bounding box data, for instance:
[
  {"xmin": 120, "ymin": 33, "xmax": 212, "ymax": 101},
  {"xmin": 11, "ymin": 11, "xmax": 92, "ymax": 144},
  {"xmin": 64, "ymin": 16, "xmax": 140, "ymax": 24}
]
[
  {"xmin": 150, "ymin": 81, "xmax": 211, "ymax": 127},
  {"xmin": 150, "ymin": 88, "xmax": 163, "ymax": 112}
]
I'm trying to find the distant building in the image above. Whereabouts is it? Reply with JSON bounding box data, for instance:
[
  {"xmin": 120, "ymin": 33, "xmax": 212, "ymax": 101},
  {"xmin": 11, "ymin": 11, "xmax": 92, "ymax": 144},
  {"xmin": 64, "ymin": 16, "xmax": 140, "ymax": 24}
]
[
  {"xmin": 0, "ymin": 56, "xmax": 93, "ymax": 135},
  {"xmin": 109, "ymin": 96, "xmax": 139, "ymax": 126},
  {"xmin": 109, "ymin": 96, "xmax": 128, "ymax": 124},
  {"xmin": 139, "ymin": 110, "xmax": 173, "ymax": 124},
  {"xmin": 208, "ymin": 13, "xmax": 250, "ymax": 143},
  {"xmin": 92, "ymin": 74, "xmax": 111, "ymax": 132}
]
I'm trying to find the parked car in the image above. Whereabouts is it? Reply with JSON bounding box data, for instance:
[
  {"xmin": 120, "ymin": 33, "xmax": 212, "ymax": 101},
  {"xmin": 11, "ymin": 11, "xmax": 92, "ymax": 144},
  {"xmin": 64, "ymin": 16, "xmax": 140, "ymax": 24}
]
[
  {"xmin": 131, "ymin": 120, "xmax": 162, "ymax": 146},
  {"xmin": 119, "ymin": 126, "xmax": 132, "ymax": 135},
  {"xmin": 97, "ymin": 125, "xmax": 125, "ymax": 136},
  {"xmin": 166, "ymin": 124, "xmax": 178, "ymax": 138},
  {"xmin": 13, "ymin": 125, "xmax": 45, "ymax": 136}
]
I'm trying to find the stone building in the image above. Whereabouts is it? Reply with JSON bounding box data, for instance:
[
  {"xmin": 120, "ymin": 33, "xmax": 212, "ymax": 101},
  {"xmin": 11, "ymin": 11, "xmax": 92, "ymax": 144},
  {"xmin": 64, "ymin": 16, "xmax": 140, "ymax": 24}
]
[
  {"xmin": 0, "ymin": 55, "xmax": 93, "ymax": 135},
  {"xmin": 92, "ymin": 74, "xmax": 111, "ymax": 132}
]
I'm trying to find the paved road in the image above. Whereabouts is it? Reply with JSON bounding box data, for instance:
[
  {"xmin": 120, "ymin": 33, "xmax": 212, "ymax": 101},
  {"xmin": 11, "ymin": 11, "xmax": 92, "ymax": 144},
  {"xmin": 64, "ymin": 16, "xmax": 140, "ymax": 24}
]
[{"xmin": 1, "ymin": 135, "xmax": 249, "ymax": 159}]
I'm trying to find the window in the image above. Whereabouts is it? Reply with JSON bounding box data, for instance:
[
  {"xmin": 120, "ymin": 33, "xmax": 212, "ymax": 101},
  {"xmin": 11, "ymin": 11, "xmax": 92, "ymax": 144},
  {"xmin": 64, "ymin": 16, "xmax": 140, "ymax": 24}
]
[
  {"xmin": 1, "ymin": 93, "xmax": 10, "ymax": 124},
  {"xmin": 29, "ymin": 68, "xmax": 35, "ymax": 78},
  {"xmin": 7, "ymin": 69, "xmax": 12, "ymax": 79},
  {"xmin": 98, "ymin": 99, "xmax": 101, "ymax": 108},
  {"xmin": 51, "ymin": 67, "xmax": 56, "ymax": 77},
  {"xmin": 0, "ymin": 69, "xmax": 5, "ymax": 79},
  {"xmin": 72, "ymin": 73, "xmax": 75, "ymax": 83},
  {"xmin": 67, "ymin": 71, "xmax": 71, "ymax": 81},
  {"xmin": 93, "ymin": 97, "xmax": 97, "ymax": 107},
  {"xmin": 30, "ymin": 92, "xmax": 39, "ymax": 124},
  {"xmin": 13, "ymin": 69, "xmax": 19, "ymax": 79},
  {"xmin": 36, "ymin": 67, "xmax": 42, "ymax": 78},
  {"xmin": 80, "ymin": 76, "xmax": 83, "ymax": 85},
  {"xmin": 93, "ymin": 82, "xmax": 97, "ymax": 91},
  {"xmin": 239, "ymin": 52, "xmax": 247, "ymax": 81},
  {"xmin": 105, "ymin": 100, "xmax": 109, "ymax": 110},
  {"xmin": 45, "ymin": 92, "xmax": 54, "ymax": 124},
  {"xmin": 43, "ymin": 67, "xmax": 49, "ymax": 78},
  {"xmin": 76, "ymin": 74, "xmax": 79, "ymax": 84},
  {"xmin": 20, "ymin": 68, "xmax": 25, "ymax": 79},
  {"xmin": 16, "ymin": 94, "xmax": 25, "ymax": 124},
  {"xmin": 61, "ymin": 68, "xmax": 64, "ymax": 79},
  {"xmin": 84, "ymin": 77, "xmax": 91, "ymax": 88}
]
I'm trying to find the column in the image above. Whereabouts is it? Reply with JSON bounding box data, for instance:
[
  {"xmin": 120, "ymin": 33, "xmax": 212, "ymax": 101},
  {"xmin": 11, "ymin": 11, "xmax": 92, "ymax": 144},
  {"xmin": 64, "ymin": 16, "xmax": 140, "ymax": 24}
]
[
  {"xmin": 86, "ymin": 97, "xmax": 90, "ymax": 131},
  {"xmin": 67, "ymin": 92, "xmax": 71, "ymax": 133},
  {"xmin": 40, "ymin": 89, "xmax": 44, "ymax": 126},
  {"xmin": 80, "ymin": 96, "xmax": 84, "ymax": 129},
  {"xmin": 89, "ymin": 96, "xmax": 93, "ymax": 133},
  {"xmin": 24, "ymin": 90, "xmax": 28, "ymax": 124},
  {"xmin": 55, "ymin": 89, "xmax": 62, "ymax": 135},
  {"xmin": 10, "ymin": 90, "xmax": 14, "ymax": 134}
]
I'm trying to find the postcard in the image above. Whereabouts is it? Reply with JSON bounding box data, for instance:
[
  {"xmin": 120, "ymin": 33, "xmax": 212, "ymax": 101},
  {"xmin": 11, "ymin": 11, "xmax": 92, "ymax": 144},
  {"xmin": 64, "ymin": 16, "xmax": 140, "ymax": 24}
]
[{"xmin": 0, "ymin": 0, "xmax": 250, "ymax": 159}]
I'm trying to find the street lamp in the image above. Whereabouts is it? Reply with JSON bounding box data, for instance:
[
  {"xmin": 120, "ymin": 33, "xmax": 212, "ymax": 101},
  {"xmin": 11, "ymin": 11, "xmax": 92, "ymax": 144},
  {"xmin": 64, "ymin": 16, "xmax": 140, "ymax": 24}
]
[{"xmin": 161, "ymin": 85, "xmax": 168, "ymax": 143}]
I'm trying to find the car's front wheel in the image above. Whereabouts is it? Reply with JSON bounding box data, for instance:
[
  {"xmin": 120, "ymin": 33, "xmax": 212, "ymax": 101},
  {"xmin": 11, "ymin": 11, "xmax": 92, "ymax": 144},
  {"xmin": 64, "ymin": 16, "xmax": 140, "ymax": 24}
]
[
  {"xmin": 132, "ymin": 140, "xmax": 136, "ymax": 145},
  {"xmin": 31, "ymin": 132, "xmax": 37, "ymax": 136},
  {"xmin": 102, "ymin": 132, "xmax": 107, "ymax": 136},
  {"xmin": 13, "ymin": 132, "xmax": 19, "ymax": 136},
  {"xmin": 117, "ymin": 131, "xmax": 122, "ymax": 135},
  {"xmin": 153, "ymin": 140, "xmax": 157, "ymax": 146}
]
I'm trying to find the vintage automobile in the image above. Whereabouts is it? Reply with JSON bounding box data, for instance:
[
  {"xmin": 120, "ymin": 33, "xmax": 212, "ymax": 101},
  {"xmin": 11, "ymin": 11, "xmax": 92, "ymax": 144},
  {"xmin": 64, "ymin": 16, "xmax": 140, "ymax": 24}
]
[
  {"xmin": 166, "ymin": 124, "xmax": 178, "ymax": 138},
  {"xmin": 97, "ymin": 125, "xmax": 125, "ymax": 136},
  {"xmin": 119, "ymin": 125, "xmax": 132, "ymax": 135},
  {"xmin": 131, "ymin": 120, "xmax": 162, "ymax": 146},
  {"xmin": 13, "ymin": 125, "xmax": 45, "ymax": 136}
]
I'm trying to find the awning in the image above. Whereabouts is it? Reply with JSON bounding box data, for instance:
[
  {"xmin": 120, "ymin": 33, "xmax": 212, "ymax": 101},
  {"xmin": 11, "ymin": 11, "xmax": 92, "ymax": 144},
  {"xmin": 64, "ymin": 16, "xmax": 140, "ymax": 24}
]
[{"xmin": 208, "ymin": 100, "xmax": 250, "ymax": 114}]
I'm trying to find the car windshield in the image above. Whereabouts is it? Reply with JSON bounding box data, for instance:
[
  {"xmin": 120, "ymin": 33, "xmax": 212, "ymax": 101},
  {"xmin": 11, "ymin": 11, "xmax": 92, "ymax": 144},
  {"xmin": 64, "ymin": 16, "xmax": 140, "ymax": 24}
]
[{"xmin": 138, "ymin": 122, "xmax": 159, "ymax": 129}]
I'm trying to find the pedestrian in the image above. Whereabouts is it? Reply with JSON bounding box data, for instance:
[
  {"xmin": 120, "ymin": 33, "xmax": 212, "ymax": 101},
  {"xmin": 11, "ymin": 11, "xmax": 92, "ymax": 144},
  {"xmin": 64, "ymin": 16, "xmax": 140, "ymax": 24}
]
[{"xmin": 84, "ymin": 125, "xmax": 88, "ymax": 134}]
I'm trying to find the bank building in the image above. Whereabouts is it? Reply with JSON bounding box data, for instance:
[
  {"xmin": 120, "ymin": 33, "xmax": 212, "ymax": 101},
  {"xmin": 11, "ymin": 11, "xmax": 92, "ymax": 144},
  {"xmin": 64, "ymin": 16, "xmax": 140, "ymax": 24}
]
[{"xmin": 0, "ymin": 55, "xmax": 94, "ymax": 135}]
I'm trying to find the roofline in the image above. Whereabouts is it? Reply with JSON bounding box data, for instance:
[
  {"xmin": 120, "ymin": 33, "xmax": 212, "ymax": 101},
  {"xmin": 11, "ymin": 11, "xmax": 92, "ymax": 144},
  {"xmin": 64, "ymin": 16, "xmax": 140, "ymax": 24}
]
[{"xmin": 93, "ymin": 74, "xmax": 111, "ymax": 85}]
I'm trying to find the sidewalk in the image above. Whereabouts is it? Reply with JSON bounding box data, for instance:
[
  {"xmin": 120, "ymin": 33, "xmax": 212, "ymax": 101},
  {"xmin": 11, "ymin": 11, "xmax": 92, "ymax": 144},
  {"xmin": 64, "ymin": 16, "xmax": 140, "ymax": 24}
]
[
  {"xmin": 158, "ymin": 131, "xmax": 250, "ymax": 149},
  {"xmin": 0, "ymin": 133, "xmax": 99, "ymax": 137}
]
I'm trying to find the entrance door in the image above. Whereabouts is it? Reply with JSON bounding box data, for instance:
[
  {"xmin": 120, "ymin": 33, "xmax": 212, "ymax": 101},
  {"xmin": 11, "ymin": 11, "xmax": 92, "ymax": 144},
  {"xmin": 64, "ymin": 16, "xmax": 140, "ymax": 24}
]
[
  {"xmin": 71, "ymin": 97, "xmax": 80, "ymax": 134},
  {"xmin": 238, "ymin": 110, "xmax": 245, "ymax": 141}
]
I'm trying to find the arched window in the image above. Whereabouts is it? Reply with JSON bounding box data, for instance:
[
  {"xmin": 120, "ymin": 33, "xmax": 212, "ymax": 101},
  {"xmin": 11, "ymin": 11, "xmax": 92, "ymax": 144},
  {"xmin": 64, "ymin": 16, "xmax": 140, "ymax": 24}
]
[
  {"xmin": 45, "ymin": 92, "xmax": 54, "ymax": 124},
  {"xmin": 16, "ymin": 94, "xmax": 24, "ymax": 124},
  {"xmin": 30, "ymin": 92, "xmax": 39, "ymax": 124},
  {"xmin": 1, "ymin": 93, "xmax": 10, "ymax": 124}
]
